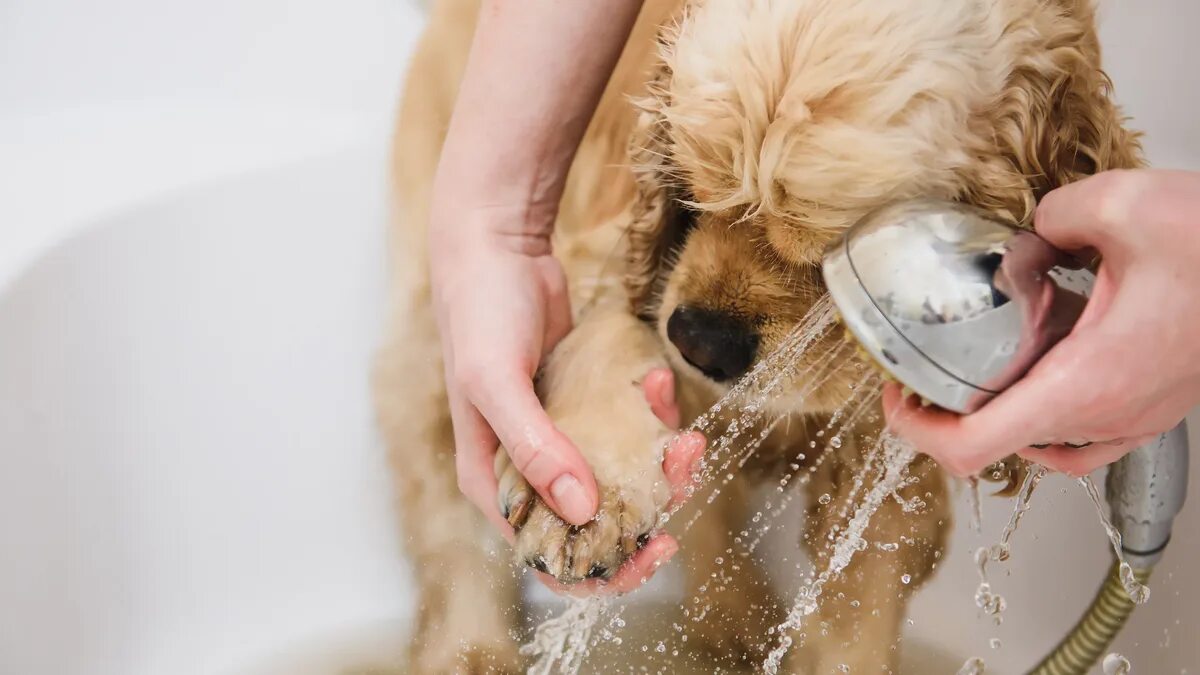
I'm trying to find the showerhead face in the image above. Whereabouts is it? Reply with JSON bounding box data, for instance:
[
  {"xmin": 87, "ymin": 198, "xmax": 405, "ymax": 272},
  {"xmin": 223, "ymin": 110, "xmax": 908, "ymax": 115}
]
[{"xmin": 822, "ymin": 198, "xmax": 1094, "ymax": 413}]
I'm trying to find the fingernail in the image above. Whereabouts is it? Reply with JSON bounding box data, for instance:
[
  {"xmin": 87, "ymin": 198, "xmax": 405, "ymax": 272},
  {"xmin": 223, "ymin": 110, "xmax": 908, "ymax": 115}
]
[{"xmin": 550, "ymin": 474, "xmax": 594, "ymax": 524}]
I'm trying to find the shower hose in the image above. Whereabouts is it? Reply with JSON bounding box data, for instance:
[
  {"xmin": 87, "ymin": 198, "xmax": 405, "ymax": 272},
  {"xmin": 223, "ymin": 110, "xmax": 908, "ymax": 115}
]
[{"xmin": 1028, "ymin": 560, "xmax": 1152, "ymax": 675}]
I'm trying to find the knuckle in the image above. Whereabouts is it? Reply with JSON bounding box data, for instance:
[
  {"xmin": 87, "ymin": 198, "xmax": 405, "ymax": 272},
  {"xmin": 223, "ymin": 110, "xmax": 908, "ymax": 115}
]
[
  {"xmin": 509, "ymin": 438, "xmax": 548, "ymax": 477},
  {"xmin": 1092, "ymin": 169, "xmax": 1147, "ymax": 231}
]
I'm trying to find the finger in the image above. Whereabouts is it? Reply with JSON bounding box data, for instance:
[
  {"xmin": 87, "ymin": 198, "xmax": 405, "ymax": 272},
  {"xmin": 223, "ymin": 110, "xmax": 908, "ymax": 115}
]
[
  {"xmin": 643, "ymin": 367, "xmax": 681, "ymax": 429},
  {"xmin": 881, "ymin": 384, "xmax": 999, "ymax": 477},
  {"xmin": 595, "ymin": 534, "xmax": 679, "ymax": 595},
  {"xmin": 663, "ymin": 431, "xmax": 707, "ymax": 509},
  {"xmin": 1017, "ymin": 441, "xmax": 1139, "ymax": 477},
  {"xmin": 446, "ymin": 393, "xmax": 516, "ymax": 542},
  {"xmin": 469, "ymin": 367, "xmax": 599, "ymax": 525},
  {"xmin": 883, "ymin": 333, "xmax": 1102, "ymax": 476}
]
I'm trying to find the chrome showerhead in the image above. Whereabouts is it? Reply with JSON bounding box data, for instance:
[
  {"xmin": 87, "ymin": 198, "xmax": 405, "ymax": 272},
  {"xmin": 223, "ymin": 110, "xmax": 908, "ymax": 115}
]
[{"xmin": 822, "ymin": 198, "xmax": 1093, "ymax": 413}]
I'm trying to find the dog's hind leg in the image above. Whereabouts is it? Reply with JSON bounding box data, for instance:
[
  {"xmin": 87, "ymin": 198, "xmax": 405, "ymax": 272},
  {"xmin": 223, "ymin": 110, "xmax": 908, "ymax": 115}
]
[
  {"xmin": 374, "ymin": 310, "xmax": 523, "ymax": 674},
  {"xmin": 376, "ymin": 3, "xmax": 522, "ymax": 669},
  {"xmin": 787, "ymin": 427, "xmax": 949, "ymax": 674}
]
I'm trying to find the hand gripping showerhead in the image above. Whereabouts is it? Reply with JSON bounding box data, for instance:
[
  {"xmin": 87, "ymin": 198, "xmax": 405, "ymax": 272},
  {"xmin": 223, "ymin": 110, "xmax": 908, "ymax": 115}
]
[
  {"xmin": 821, "ymin": 198, "xmax": 1189, "ymax": 675},
  {"xmin": 821, "ymin": 198, "xmax": 1092, "ymax": 414}
]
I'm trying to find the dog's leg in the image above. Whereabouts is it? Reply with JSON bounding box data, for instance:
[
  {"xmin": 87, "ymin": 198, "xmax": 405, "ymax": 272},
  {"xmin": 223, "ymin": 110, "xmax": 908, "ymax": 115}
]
[
  {"xmin": 676, "ymin": 476, "xmax": 782, "ymax": 667},
  {"xmin": 374, "ymin": 306, "xmax": 523, "ymax": 675},
  {"xmin": 787, "ymin": 426, "xmax": 949, "ymax": 674},
  {"xmin": 496, "ymin": 300, "xmax": 678, "ymax": 583}
]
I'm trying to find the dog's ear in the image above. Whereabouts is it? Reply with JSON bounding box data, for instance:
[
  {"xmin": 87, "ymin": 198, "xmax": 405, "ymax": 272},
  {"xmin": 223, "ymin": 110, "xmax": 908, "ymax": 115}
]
[
  {"xmin": 966, "ymin": 1, "xmax": 1144, "ymax": 224},
  {"xmin": 625, "ymin": 60, "xmax": 694, "ymax": 321}
]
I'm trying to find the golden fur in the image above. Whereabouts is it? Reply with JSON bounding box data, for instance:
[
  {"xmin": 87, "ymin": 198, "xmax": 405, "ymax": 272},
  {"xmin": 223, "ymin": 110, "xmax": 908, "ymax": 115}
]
[{"xmin": 374, "ymin": 0, "xmax": 1141, "ymax": 671}]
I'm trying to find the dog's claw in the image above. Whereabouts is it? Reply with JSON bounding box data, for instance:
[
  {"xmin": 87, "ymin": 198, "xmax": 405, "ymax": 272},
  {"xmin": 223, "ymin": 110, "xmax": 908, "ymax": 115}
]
[
  {"xmin": 514, "ymin": 488, "xmax": 660, "ymax": 585},
  {"xmin": 495, "ymin": 449, "xmax": 535, "ymax": 529}
]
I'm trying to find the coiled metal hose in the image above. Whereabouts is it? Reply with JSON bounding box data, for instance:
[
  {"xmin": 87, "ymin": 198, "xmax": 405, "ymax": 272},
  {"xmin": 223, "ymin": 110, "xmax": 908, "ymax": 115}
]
[{"xmin": 1028, "ymin": 561, "xmax": 1152, "ymax": 675}]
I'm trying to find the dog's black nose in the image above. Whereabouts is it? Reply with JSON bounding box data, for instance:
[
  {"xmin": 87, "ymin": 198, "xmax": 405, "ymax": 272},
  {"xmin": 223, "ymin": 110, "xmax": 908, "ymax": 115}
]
[{"xmin": 666, "ymin": 306, "xmax": 759, "ymax": 382}]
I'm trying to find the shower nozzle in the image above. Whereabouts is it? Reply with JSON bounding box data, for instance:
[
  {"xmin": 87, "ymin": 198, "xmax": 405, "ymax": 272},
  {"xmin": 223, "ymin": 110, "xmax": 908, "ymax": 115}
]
[{"xmin": 822, "ymin": 198, "xmax": 1092, "ymax": 414}]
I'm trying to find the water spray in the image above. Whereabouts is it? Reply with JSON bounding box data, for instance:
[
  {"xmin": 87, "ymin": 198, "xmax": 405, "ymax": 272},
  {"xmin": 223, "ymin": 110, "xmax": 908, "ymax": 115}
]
[{"xmin": 821, "ymin": 198, "xmax": 1189, "ymax": 674}]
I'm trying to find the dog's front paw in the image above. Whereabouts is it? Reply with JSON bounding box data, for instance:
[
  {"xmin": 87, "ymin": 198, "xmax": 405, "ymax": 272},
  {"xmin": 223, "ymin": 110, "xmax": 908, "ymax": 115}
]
[{"xmin": 494, "ymin": 450, "xmax": 668, "ymax": 584}]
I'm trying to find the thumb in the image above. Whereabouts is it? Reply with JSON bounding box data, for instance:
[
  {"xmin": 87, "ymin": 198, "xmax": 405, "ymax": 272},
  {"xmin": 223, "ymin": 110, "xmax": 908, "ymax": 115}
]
[
  {"xmin": 1034, "ymin": 171, "xmax": 1150, "ymax": 255},
  {"xmin": 470, "ymin": 367, "xmax": 599, "ymax": 525}
]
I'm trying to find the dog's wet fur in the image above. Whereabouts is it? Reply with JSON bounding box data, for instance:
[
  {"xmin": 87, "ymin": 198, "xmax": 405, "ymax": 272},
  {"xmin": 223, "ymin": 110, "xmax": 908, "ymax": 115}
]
[{"xmin": 374, "ymin": 0, "xmax": 1141, "ymax": 671}]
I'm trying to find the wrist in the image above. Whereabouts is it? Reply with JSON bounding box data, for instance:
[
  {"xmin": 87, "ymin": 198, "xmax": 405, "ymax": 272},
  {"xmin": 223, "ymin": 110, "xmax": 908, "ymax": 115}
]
[{"xmin": 429, "ymin": 199, "xmax": 557, "ymax": 261}]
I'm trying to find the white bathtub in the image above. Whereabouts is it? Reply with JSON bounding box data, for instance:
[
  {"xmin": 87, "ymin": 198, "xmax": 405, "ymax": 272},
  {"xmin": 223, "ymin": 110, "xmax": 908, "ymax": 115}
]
[{"xmin": 1, "ymin": 1, "xmax": 1197, "ymax": 674}]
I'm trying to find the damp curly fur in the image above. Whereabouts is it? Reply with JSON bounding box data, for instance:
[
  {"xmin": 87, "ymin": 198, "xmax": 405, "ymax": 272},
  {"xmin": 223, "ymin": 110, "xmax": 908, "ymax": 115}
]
[{"xmin": 379, "ymin": 0, "xmax": 1142, "ymax": 672}]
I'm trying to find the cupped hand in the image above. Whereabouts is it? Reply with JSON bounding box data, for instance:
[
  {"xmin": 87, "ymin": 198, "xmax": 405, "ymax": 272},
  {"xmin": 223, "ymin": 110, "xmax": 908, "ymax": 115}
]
[{"xmin": 885, "ymin": 169, "xmax": 1200, "ymax": 477}]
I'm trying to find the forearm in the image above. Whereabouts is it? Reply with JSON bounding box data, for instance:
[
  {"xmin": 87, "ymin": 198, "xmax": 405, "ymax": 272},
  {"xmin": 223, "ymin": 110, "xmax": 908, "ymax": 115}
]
[{"xmin": 434, "ymin": 0, "xmax": 645, "ymax": 238}]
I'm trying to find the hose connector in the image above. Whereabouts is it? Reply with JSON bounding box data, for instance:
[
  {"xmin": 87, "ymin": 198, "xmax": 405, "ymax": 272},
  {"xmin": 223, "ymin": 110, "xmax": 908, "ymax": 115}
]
[{"xmin": 1105, "ymin": 421, "xmax": 1190, "ymax": 568}]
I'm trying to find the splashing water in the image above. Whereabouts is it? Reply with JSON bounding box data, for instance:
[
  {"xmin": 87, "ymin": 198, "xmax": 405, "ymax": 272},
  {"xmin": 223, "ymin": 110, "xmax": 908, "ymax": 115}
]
[
  {"xmin": 523, "ymin": 299, "xmax": 846, "ymax": 673},
  {"xmin": 993, "ymin": 465, "xmax": 1045, "ymax": 561},
  {"xmin": 1078, "ymin": 476, "xmax": 1151, "ymax": 604},
  {"xmin": 1103, "ymin": 652, "xmax": 1132, "ymax": 675},
  {"xmin": 956, "ymin": 656, "xmax": 986, "ymax": 674},
  {"xmin": 970, "ymin": 465, "xmax": 1045, "ymax": 626},
  {"xmin": 972, "ymin": 546, "xmax": 1007, "ymax": 625},
  {"xmin": 743, "ymin": 377, "xmax": 878, "ymax": 553},
  {"xmin": 521, "ymin": 597, "xmax": 615, "ymax": 675},
  {"xmin": 966, "ymin": 477, "xmax": 983, "ymax": 534},
  {"xmin": 761, "ymin": 433, "xmax": 918, "ymax": 674}
]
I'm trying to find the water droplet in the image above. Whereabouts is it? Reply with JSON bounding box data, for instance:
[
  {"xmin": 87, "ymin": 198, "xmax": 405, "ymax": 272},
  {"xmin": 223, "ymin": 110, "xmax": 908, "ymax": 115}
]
[
  {"xmin": 901, "ymin": 574, "xmax": 912, "ymax": 585},
  {"xmin": 818, "ymin": 493, "xmax": 832, "ymax": 505},
  {"xmin": 956, "ymin": 657, "xmax": 986, "ymax": 675},
  {"xmin": 989, "ymin": 638, "xmax": 1001, "ymax": 650},
  {"xmin": 1102, "ymin": 653, "xmax": 1131, "ymax": 675},
  {"xmin": 830, "ymin": 436, "xmax": 843, "ymax": 448}
]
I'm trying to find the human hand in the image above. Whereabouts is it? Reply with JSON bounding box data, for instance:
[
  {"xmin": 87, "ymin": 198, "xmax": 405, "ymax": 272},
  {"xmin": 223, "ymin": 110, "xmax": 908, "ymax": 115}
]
[
  {"xmin": 884, "ymin": 169, "xmax": 1200, "ymax": 477},
  {"xmin": 429, "ymin": 204, "xmax": 597, "ymax": 536}
]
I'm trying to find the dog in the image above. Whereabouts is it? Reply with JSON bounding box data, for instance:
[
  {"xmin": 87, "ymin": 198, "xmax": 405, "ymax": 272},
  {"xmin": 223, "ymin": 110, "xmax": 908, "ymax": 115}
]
[{"xmin": 373, "ymin": 0, "xmax": 1142, "ymax": 671}]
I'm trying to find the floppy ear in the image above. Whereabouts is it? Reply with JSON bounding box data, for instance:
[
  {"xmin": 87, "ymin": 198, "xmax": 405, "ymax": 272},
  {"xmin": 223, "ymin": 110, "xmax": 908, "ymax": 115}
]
[
  {"xmin": 625, "ymin": 60, "xmax": 693, "ymax": 321},
  {"xmin": 966, "ymin": 0, "xmax": 1144, "ymax": 224}
]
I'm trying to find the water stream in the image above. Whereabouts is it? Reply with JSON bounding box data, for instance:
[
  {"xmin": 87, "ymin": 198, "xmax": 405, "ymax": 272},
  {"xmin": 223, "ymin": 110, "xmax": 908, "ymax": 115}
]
[
  {"xmin": 1078, "ymin": 476, "xmax": 1151, "ymax": 604},
  {"xmin": 761, "ymin": 432, "xmax": 918, "ymax": 674}
]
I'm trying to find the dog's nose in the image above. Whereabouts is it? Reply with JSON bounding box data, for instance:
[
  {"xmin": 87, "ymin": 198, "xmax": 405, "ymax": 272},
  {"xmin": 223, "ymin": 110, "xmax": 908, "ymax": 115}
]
[{"xmin": 666, "ymin": 306, "xmax": 759, "ymax": 382}]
